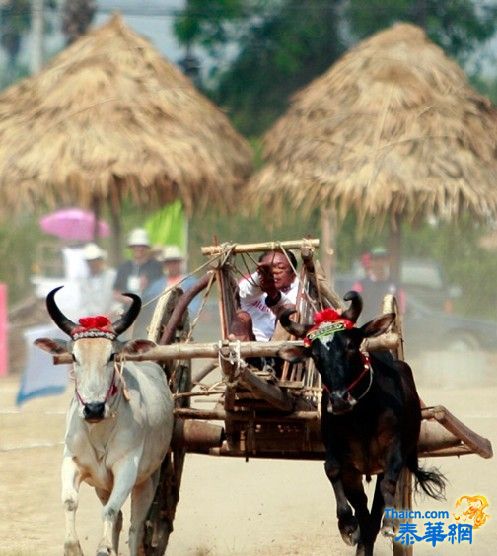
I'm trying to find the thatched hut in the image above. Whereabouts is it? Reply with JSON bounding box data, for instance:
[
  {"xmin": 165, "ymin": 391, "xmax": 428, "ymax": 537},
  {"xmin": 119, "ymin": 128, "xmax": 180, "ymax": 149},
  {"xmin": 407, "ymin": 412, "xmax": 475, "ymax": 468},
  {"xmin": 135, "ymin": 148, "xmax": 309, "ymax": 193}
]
[
  {"xmin": 0, "ymin": 14, "xmax": 252, "ymax": 258},
  {"xmin": 248, "ymin": 23, "xmax": 497, "ymax": 278}
]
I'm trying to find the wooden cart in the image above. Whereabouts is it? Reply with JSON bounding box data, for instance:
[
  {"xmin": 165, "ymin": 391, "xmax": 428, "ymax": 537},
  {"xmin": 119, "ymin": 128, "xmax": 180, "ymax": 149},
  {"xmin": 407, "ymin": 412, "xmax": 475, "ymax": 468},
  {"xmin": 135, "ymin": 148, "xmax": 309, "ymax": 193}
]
[{"xmin": 129, "ymin": 239, "xmax": 492, "ymax": 555}]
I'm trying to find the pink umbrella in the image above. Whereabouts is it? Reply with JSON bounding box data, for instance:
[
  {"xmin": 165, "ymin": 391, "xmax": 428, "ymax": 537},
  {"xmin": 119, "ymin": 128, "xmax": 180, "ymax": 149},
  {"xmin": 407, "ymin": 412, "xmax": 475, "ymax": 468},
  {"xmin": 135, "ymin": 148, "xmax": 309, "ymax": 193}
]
[{"xmin": 39, "ymin": 208, "xmax": 110, "ymax": 241}]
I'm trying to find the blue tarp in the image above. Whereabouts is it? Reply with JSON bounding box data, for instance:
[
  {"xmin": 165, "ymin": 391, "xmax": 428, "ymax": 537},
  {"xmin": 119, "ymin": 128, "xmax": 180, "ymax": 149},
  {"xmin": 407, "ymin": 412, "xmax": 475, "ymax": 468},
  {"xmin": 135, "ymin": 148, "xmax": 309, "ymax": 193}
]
[{"xmin": 16, "ymin": 323, "xmax": 69, "ymax": 405}]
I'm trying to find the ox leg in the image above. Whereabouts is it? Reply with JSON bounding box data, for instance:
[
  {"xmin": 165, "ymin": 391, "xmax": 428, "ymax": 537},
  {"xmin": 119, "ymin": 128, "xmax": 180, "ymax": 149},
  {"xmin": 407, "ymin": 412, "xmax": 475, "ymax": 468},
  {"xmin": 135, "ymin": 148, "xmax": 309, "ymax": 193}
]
[
  {"xmin": 342, "ymin": 470, "xmax": 374, "ymax": 556},
  {"xmin": 368, "ymin": 473, "xmax": 385, "ymax": 543},
  {"xmin": 97, "ymin": 456, "xmax": 140, "ymax": 556},
  {"xmin": 95, "ymin": 488, "xmax": 122, "ymax": 555},
  {"xmin": 129, "ymin": 472, "xmax": 158, "ymax": 556},
  {"xmin": 380, "ymin": 441, "xmax": 404, "ymax": 538},
  {"xmin": 61, "ymin": 455, "xmax": 84, "ymax": 556},
  {"xmin": 324, "ymin": 456, "xmax": 360, "ymax": 547}
]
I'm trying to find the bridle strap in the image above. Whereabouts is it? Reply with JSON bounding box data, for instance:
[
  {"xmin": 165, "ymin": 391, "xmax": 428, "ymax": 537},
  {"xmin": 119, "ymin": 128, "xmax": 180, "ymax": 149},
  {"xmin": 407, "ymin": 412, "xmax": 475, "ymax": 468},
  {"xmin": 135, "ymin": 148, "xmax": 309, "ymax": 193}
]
[
  {"xmin": 322, "ymin": 353, "xmax": 373, "ymax": 404},
  {"xmin": 346, "ymin": 353, "xmax": 372, "ymax": 394}
]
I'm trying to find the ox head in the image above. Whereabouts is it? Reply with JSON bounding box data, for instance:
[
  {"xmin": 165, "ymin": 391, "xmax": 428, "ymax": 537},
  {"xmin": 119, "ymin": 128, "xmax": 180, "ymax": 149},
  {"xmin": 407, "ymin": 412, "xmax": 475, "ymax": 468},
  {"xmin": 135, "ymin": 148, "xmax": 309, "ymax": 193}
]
[
  {"xmin": 35, "ymin": 286, "xmax": 156, "ymax": 422},
  {"xmin": 279, "ymin": 291, "xmax": 394, "ymax": 414}
]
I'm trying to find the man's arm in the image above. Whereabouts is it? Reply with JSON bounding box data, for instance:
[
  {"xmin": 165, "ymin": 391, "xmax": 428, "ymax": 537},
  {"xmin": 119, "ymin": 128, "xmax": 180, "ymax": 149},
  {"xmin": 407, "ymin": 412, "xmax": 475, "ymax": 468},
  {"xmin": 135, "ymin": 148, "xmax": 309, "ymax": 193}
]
[{"xmin": 265, "ymin": 285, "xmax": 296, "ymax": 318}]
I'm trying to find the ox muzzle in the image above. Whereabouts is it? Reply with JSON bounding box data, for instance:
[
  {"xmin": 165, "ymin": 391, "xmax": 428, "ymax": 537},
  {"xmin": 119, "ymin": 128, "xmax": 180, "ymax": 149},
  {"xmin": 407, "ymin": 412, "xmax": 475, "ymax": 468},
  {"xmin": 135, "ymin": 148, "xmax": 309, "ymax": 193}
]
[
  {"xmin": 326, "ymin": 390, "xmax": 358, "ymax": 415},
  {"xmin": 83, "ymin": 401, "xmax": 107, "ymax": 422}
]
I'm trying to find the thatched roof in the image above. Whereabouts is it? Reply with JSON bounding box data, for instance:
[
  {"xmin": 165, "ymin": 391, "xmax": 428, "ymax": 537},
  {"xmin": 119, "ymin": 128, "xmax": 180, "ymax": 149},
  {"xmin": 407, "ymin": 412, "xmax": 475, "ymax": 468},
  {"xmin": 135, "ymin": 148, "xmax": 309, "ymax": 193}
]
[
  {"xmin": 0, "ymin": 14, "xmax": 252, "ymax": 215},
  {"xmin": 248, "ymin": 23, "xmax": 497, "ymax": 227}
]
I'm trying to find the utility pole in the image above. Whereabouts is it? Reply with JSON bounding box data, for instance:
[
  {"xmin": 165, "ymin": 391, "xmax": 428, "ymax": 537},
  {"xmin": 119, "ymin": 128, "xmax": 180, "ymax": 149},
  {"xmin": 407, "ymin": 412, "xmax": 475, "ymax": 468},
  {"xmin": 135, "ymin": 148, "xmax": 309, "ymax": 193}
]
[{"xmin": 31, "ymin": 0, "xmax": 44, "ymax": 74}]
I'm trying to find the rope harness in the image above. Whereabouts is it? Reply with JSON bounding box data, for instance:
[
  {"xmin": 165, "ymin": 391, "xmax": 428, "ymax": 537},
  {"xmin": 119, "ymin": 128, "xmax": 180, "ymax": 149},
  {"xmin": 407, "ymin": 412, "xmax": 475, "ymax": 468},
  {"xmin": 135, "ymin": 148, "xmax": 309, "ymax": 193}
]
[{"xmin": 218, "ymin": 339, "xmax": 246, "ymax": 388}]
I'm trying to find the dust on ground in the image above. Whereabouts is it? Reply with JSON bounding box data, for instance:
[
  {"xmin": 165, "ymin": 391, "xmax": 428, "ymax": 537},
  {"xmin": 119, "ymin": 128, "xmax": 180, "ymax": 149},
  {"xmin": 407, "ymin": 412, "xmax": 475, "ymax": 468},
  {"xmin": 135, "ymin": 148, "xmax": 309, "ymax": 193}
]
[{"xmin": 1, "ymin": 350, "xmax": 496, "ymax": 556}]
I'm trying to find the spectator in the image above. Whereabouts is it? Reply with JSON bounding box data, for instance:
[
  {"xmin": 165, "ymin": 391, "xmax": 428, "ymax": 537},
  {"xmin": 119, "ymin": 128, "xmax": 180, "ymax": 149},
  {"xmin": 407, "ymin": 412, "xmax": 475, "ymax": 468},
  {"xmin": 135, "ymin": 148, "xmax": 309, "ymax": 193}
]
[
  {"xmin": 160, "ymin": 245, "xmax": 187, "ymax": 287},
  {"xmin": 352, "ymin": 247, "xmax": 405, "ymax": 323},
  {"xmin": 238, "ymin": 249, "xmax": 299, "ymax": 341},
  {"xmin": 133, "ymin": 245, "xmax": 199, "ymax": 338},
  {"xmin": 113, "ymin": 228, "xmax": 163, "ymax": 307},
  {"xmin": 79, "ymin": 243, "xmax": 116, "ymax": 316}
]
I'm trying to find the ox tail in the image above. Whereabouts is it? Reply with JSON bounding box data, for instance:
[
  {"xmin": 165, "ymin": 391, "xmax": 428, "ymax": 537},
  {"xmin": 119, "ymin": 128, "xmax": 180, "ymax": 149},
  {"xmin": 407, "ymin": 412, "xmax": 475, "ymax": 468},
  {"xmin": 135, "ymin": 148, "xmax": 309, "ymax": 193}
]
[{"xmin": 408, "ymin": 455, "xmax": 447, "ymax": 501}]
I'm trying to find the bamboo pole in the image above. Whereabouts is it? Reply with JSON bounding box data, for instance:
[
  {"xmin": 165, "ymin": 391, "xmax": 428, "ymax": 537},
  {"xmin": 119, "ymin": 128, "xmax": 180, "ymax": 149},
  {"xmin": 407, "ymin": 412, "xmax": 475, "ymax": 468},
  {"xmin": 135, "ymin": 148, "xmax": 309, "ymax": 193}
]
[
  {"xmin": 175, "ymin": 407, "xmax": 320, "ymax": 421},
  {"xmin": 421, "ymin": 405, "xmax": 493, "ymax": 459},
  {"xmin": 53, "ymin": 340, "xmax": 306, "ymax": 365},
  {"xmin": 160, "ymin": 272, "xmax": 214, "ymax": 344},
  {"xmin": 301, "ymin": 246, "xmax": 343, "ymax": 309},
  {"xmin": 201, "ymin": 239, "xmax": 320, "ymax": 256},
  {"xmin": 238, "ymin": 366, "xmax": 294, "ymax": 411},
  {"xmin": 52, "ymin": 332, "xmax": 403, "ymax": 365}
]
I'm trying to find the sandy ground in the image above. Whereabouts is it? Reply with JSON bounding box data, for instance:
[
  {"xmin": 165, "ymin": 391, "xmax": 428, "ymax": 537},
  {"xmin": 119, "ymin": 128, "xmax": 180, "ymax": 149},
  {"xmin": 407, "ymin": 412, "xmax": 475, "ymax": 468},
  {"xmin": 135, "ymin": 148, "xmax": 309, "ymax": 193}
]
[{"xmin": 1, "ymin": 350, "xmax": 497, "ymax": 556}]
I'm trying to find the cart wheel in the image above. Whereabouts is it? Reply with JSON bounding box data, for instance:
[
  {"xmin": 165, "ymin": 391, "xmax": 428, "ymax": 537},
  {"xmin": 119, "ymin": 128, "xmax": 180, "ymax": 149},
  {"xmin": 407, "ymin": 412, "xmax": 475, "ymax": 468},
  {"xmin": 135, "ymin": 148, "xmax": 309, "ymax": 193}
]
[{"xmin": 143, "ymin": 288, "xmax": 191, "ymax": 556}]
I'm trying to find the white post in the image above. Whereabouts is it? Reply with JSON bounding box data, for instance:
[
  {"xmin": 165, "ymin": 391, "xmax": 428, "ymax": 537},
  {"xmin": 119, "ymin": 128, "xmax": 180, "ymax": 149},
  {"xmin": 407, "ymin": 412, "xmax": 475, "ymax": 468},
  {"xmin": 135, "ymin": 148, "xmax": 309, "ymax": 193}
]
[
  {"xmin": 320, "ymin": 205, "xmax": 336, "ymax": 286},
  {"xmin": 30, "ymin": 0, "xmax": 44, "ymax": 74}
]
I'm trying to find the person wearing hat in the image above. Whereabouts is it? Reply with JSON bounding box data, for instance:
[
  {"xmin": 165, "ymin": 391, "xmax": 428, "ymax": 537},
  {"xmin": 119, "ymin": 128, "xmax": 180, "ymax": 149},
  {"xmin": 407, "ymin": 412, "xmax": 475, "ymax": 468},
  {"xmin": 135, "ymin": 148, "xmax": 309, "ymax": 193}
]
[
  {"xmin": 159, "ymin": 245, "xmax": 185, "ymax": 287},
  {"xmin": 352, "ymin": 247, "xmax": 405, "ymax": 323},
  {"xmin": 79, "ymin": 243, "xmax": 117, "ymax": 316},
  {"xmin": 132, "ymin": 245, "xmax": 198, "ymax": 337},
  {"xmin": 112, "ymin": 228, "xmax": 163, "ymax": 307},
  {"xmin": 150, "ymin": 245, "xmax": 198, "ymax": 306}
]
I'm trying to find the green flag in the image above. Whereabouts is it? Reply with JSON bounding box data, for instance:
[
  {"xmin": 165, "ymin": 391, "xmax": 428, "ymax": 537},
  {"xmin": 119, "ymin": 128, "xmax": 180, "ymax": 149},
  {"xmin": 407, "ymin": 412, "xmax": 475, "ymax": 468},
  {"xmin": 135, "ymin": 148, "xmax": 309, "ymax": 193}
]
[{"xmin": 145, "ymin": 200, "xmax": 186, "ymax": 251}]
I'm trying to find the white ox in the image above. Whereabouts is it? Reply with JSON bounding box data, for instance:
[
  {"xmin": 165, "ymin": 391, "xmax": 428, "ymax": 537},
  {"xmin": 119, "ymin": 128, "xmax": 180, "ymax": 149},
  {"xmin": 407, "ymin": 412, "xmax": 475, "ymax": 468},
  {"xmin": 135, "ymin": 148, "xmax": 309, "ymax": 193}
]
[{"xmin": 35, "ymin": 287, "xmax": 174, "ymax": 556}]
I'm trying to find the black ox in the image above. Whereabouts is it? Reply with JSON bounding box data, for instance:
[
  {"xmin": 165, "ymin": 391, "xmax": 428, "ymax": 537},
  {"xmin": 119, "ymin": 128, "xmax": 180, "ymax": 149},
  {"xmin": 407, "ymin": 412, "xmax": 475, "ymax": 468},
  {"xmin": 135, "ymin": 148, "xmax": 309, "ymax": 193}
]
[{"xmin": 279, "ymin": 291, "xmax": 445, "ymax": 556}]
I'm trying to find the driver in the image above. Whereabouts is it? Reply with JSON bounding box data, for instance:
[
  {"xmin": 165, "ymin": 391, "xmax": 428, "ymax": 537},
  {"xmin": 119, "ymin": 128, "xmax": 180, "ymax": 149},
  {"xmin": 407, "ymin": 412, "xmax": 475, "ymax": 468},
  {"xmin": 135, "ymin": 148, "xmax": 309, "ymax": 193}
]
[{"xmin": 237, "ymin": 249, "xmax": 299, "ymax": 341}]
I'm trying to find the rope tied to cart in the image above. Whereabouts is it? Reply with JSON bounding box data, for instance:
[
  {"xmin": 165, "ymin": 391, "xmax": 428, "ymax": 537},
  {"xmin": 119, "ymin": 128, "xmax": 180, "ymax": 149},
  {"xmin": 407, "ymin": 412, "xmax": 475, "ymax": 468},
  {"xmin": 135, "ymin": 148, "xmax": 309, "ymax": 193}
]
[
  {"xmin": 218, "ymin": 339, "xmax": 246, "ymax": 387},
  {"xmin": 139, "ymin": 250, "xmax": 225, "ymax": 312}
]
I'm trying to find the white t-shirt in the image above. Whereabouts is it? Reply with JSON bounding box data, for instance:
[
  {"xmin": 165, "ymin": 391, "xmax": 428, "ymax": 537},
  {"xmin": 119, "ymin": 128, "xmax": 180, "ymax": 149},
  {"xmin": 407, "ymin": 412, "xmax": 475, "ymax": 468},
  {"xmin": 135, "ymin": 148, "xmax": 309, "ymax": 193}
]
[{"xmin": 238, "ymin": 272, "xmax": 299, "ymax": 341}]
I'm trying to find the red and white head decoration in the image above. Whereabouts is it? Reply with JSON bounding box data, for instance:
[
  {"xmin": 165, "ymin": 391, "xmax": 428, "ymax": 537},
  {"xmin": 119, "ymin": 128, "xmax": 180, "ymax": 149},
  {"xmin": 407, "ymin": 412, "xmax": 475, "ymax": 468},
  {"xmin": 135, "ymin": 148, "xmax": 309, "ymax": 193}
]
[{"xmin": 304, "ymin": 308, "xmax": 355, "ymax": 347}]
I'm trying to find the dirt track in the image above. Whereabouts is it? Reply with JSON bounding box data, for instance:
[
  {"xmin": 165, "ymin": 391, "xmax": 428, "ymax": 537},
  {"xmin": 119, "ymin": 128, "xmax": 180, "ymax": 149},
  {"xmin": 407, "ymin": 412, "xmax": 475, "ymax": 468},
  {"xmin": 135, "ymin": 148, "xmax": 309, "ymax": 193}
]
[{"xmin": 1, "ymin": 353, "xmax": 497, "ymax": 556}]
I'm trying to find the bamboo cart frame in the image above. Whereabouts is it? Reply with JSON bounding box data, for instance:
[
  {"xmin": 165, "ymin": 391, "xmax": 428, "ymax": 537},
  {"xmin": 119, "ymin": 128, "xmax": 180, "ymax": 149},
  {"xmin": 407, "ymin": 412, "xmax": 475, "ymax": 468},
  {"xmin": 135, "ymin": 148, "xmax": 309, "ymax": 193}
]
[{"xmin": 54, "ymin": 239, "xmax": 493, "ymax": 555}]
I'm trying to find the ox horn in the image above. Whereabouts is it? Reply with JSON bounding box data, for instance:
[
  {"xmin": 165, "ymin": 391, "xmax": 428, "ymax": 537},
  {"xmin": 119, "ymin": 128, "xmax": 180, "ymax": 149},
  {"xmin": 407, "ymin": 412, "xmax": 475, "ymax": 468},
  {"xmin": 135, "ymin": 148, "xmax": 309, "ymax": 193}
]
[
  {"xmin": 279, "ymin": 309, "xmax": 313, "ymax": 338},
  {"xmin": 341, "ymin": 290, "xmax": 363, "ymax": 323},
  {"xmin": 46, "ymin": 286, "xmax": 78, "ymax": 336},
  {"xmin": 112, "ymin": 293, "xmax": 142, "ymax": 336}
]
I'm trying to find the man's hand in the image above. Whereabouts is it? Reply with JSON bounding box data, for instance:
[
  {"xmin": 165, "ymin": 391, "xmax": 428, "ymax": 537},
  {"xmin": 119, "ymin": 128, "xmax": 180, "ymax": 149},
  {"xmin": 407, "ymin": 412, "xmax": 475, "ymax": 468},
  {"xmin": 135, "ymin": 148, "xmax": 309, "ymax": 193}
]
[{"xmin": 257, "ymin": 262, "xmax": 279, "ymax": 298}]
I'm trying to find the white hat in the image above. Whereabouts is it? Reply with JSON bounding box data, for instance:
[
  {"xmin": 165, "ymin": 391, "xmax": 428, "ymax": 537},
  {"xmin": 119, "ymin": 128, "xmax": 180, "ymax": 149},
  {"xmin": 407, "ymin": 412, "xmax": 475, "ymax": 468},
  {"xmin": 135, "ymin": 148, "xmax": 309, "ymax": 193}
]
[
  {"xmin": 83, "ymin": 243, "xmax": 107, "ymax": 260},
  {"xmin": 161, "ymin": 245, "xmax": 184, "ymax": 262},
  {"xmin": 127, "ymin": 228, "xmax": 150, "ymax": 247}
]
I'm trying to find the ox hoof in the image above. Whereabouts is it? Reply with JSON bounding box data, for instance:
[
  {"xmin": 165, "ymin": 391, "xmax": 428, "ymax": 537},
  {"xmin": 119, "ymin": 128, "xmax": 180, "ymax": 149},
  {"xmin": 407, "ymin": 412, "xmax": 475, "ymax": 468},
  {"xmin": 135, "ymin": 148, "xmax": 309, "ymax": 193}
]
[
  {"xmin": 338, "ymin": 516, "xmax": 360, "ymax": 546},
  {"xmin": 64, "ymin": 541, "xmax": 84, "ymax": 556},
  {"xmin": 355, "ymin": 544, "xmax": 366, "ymax": 556}
]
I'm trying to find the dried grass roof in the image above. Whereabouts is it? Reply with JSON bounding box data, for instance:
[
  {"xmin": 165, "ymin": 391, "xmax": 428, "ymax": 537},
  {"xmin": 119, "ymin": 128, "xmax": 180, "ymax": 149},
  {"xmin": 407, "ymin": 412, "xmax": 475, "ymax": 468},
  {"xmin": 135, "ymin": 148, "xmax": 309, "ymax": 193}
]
[
  {"xmin": 0, "ymin": 14, "xmax": 252, "ymax": 215},
  {"xmin": 248, "ymin": 23, "xmax": 497, "ymax": 227}
]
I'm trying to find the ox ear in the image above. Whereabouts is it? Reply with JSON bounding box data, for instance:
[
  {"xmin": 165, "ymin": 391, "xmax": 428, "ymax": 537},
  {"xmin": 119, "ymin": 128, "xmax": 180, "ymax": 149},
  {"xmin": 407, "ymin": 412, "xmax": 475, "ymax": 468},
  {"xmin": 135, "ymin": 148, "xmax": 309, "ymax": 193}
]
[
  {"xmin": 278, "ymin": 345, "xmax": 309, "ymax": 363},
  {"xmin": 122, "ymin": 339, "xmax": 157, "ymax": 355},
  {"xmin": 34, "ymin": 338, "xmax": 70, "ymax": 355},
  {"xmin": 360, "ymin": 313, "xmax": 395, "ymax": 338}
]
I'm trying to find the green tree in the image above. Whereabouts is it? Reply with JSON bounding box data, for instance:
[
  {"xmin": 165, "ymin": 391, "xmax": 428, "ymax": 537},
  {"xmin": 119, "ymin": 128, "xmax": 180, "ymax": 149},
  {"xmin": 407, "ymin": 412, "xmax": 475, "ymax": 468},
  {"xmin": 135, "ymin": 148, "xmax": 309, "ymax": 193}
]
[
  {"xmin": 0, "ymin": 0, "xmax": 58, "ymax": 87},
  {"xmin": 176, "ymin": 0, "xmax": 344, "ymax": 135},
  {"xmin": 61, "ymin": 0, "xmax": 96, "ymax": 45},
  {"xmin": 175, "ymin": 0, "xmax": 497, "ymax": 135},
  {"xmin": 0, "ymin": 0, "xmax": 31, "ymax": 69},
  {"xmin": 346, "ymin": 0, "xmax": 497, "ymax": 65}
]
